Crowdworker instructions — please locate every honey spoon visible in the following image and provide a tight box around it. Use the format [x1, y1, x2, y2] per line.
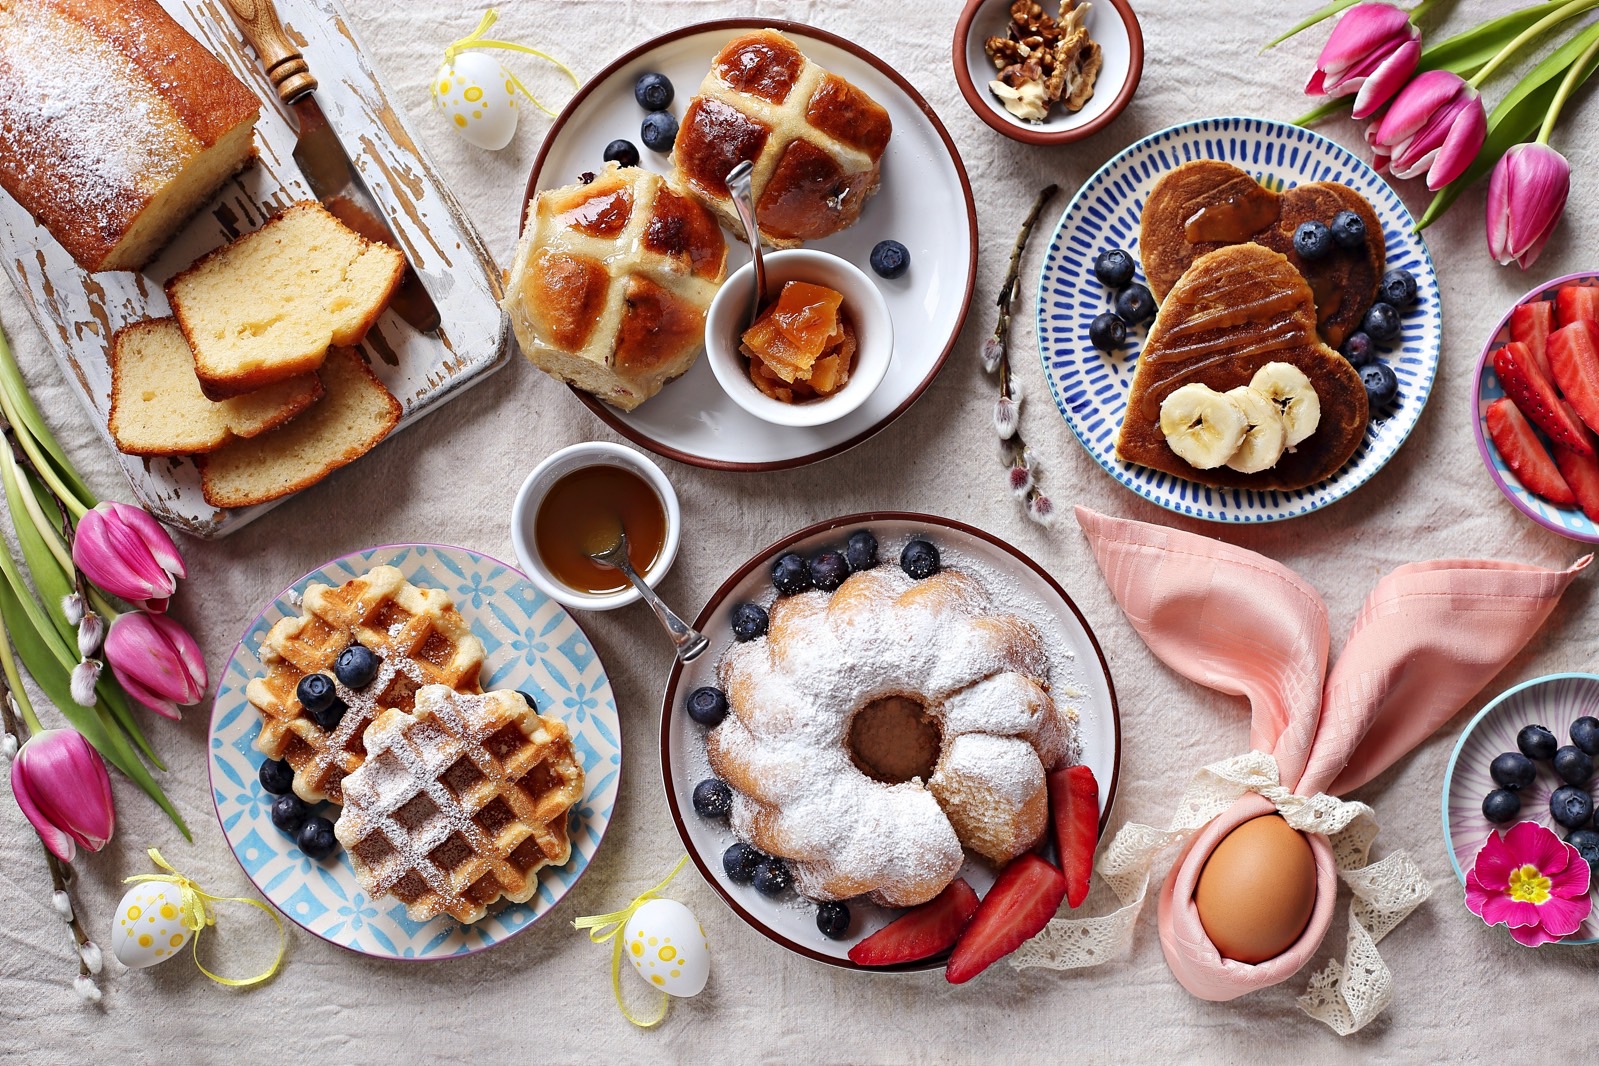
[587, 528, 709, 662]
[725, 160, 766, 329]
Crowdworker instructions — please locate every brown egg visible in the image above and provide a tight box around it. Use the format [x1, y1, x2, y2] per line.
[1193, 814, 1317, 964]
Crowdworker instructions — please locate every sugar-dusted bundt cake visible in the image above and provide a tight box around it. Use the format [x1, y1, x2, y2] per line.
[707, 556, 1079, 908]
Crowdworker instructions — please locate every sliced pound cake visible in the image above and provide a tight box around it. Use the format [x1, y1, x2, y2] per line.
[108, 319, 322, 456]
[167, 201, 404, 399]
[198, 347, 402, 508]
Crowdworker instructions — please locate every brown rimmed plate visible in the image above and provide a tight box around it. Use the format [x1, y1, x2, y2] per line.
[659, 512, 1120, 971]
[521, 20, 977, 471]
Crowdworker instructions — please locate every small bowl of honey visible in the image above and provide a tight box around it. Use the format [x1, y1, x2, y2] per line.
[510, 442, 681, 612]
[705, 249, 894, 428]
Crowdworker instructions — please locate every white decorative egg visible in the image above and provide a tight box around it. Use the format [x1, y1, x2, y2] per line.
[431, 51, 520, 151]
[111, 882, 190, 969]
[622, 898, 709, 997]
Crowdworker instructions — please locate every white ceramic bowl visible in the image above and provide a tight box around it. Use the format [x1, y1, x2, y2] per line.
[510, 442, 681, 612]
[704, 249, 894, 428]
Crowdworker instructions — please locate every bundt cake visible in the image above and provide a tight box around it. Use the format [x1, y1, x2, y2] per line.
[706, 557, 1079, 908]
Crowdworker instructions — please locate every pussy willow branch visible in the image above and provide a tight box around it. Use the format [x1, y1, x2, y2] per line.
[994, 184, 1060, 401]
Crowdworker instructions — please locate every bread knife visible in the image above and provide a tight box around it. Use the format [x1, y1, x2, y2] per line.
[221, 0, 441, 334]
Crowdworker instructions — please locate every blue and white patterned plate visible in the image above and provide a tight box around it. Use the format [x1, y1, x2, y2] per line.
[1036, 116, 1442, 522]
[207, 544, 620, 960]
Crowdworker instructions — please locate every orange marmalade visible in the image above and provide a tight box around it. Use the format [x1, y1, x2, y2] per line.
[739, 280, 857, 403]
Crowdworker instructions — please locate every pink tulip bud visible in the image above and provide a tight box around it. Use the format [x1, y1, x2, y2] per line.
[1486, 142, 1571, 270]
[1366, 70, 1487, 190]
[1306, 2, 1421, 119]
[72, 502, 186, 612]
[10, 728, 115, 863]
[103, 611, 207, 720]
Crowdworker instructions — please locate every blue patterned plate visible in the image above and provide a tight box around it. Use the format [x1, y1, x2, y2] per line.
[207, 544, 620, 960]
[1036, 116, 1442, 522]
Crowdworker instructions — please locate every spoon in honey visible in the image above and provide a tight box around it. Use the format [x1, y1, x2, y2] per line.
[586, 520, 709, 662]
[725, 160, 766, 329]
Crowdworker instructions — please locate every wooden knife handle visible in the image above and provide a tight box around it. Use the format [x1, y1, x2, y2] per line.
[221, 0, 317, 103]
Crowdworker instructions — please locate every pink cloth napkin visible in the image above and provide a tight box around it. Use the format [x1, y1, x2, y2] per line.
[1075, 506, 1589, 1003]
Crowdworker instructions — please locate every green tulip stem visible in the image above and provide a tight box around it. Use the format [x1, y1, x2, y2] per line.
[0, 386, 86, 522]
[1539, 31, 1599, 140]
[0, 613, 44, 736]
[1471, 0, 1599, 87]
[0, 441, 72, 577]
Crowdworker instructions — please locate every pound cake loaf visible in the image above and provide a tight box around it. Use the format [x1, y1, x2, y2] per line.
[0, 0, 261, 273]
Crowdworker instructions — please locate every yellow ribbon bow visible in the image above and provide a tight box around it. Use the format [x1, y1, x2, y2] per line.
[122, 849, 286, 988]
[572, 855, 691, 1029]
[442, 9, 578, 117]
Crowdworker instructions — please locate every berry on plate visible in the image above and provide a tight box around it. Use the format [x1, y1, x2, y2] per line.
[1048, 764, 1098, 908]
[1293, 220, 1332, 260]
[845, 529, 879, 572]
[1511, 300, 1555, 374]
[1551, 784, 1594, 828]
[1361, 302, 1401, 343]
[1093, 248, 1136, 289]
[258, 757, 295, 796]
[1330, 210, 1366, 249]
[685, 686, 729, 727]
[945, 853, 1067, 984]
[1557, 286, 1599, 328]
[1490, 751, 1536, 790]
[1341, 331, 1375, 367]
[1493, 341, 1595, 455]
[634, 71, 673, 111]
[308, 696, 347, 733]
[692, 778, 732, 819]
[751, 859, 792, 896]
[1115, 284, 1156, 325]
[334, 645, 380, 689]
[297, 815, 339, 860]
[1487, 399, 1577, 506]
[602, 139, 639, 167]
[817, 900, 851, 940]
[640, 111, 677, 152]
[847, 879, 979, 966]
[1379, 268, 1417, 308]
[1571, 716, 1599, 756]
[731, 602, 770, 641]
[1565, 828, 1599, 875]
[1481, 789, 1521, 823]
[270, 793, 309, 835]
[900, 540, 940, 580]
[1519, 723, 1560, 761]
[870, 240, 910, 279]
[1555, 745, 1594, 785]
[296, 672, 336, 714]
[771, 553, 812, 596]
[1548, 321, 1599, 436]
[1552, 444, 1599, 522]
[1090, 312, 1127, 352]
[1360, 362, 1398, 411]
[723, 842, 762, 884]
[808, 550, 851, 592]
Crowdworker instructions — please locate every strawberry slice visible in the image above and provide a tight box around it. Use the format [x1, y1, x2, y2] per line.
[945, 854, 1067, 984]
[1557, 286, 1599, 328]
[1554, 444, 1599, 522]
[1048, 764, 1099, 908]
[1494, 341, 1594, 455]
[1549, 321, 1599, 435]
[1510, 300, 1555, 379]
[1487, 398, 1577, 506]
[847, 879, 979, 967]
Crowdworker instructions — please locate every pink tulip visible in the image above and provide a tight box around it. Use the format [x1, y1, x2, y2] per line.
[1366, 70, 1487, 190]
[11, 729, 115, 863]
[1486, 142, 1571, 270]
[1305, 2, 1421, 119]
[103, 611, 207, 719]
[72, 502, 186, 612]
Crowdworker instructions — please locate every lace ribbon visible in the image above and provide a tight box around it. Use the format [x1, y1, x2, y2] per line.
[1010, 752, 1432, 1035]
[122, 848, 286, 988]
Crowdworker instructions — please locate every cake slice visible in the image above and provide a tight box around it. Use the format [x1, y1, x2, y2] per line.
[167, 201, 405, 399]
[108, 319, 322, 457]
[197, 347, 402, 508]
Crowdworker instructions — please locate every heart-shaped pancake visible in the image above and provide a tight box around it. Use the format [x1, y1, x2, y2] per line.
[1139, 160, 1384, 349]
[1115, 243, 1369, 491]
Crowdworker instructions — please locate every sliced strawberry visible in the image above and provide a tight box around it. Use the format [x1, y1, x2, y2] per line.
[945, 854, 1067, 984]
[1549, 321, 1599, 435]
[1487, 398, 1577, 506]
[1510, 300, 1555, 379]
[1048, 764, 1099, 908]
[1494, 341, 1594, 455]
[1557, 286, 1599, 328]
[1553, 444, 1599, 522]
[847, 879, 979, 966]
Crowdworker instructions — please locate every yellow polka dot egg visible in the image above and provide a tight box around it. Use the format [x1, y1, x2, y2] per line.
[623, 899, 709, 998]
[111, 882, 190, 969]
[432, 51, 520, 151]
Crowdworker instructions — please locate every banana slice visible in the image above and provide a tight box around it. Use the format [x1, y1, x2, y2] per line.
[1159, 383, 1248, 470]
[1249, 362, 1321, 447]
[1224, 386, 1288, 473]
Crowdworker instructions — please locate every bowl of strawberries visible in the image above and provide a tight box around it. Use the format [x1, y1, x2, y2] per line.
[1476, 273, 1599, 543]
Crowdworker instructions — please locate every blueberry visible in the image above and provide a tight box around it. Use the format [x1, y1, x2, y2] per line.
[1380, 268, 1418, 308]
[1573, 716, 1599, 756]
[1519, 724, 1559, 761]
[296, 672, 336, 714]
[1490, 751, 1536, 791]
[603, 139, 639, 167]
[809, 550, 850, 592]
[870, 240, 910, 280]
[685, 686, 729, 727]
[1566, 828, 1599, 874]
[640, 111, 677, 153]
[1330, 210, 1367, 250]
[816, 900, 851, 940]
[297, 815, 339, 860]
[308, 696, 347, 733]
[334, 645, 379, 689]
[1340, 331, 1375, 367]
[633, 71, 674, 112]
[723, 843, 762, 884]
[1556, 745, 1594, 785]
[1552, 785, 1594, 828]
[1089, 312, 1127, 352]
[1093, 248, 1136, 288]
[900, 539, 941, 580]
[258, 758, 295, 796]
[845, 530, 879, 572]
[1293, 220, 1333, 260]
[1362, 302, 1401, 343]
[270, 793, 309, 835]
[752, 859, 792, 897]
[693, 778, 732, 819]
[518, 690, 540, 711]
[1360, 361, 1398, 412]
[1115, 284, 1156, 325]
[771, 553, 812, 596]
[1481, 789, 1522, 824]
[731, 603, 769, 642]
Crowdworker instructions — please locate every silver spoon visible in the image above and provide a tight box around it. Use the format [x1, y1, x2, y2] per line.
[725, 160, 766, 329]
[587, 528, 708, 662]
